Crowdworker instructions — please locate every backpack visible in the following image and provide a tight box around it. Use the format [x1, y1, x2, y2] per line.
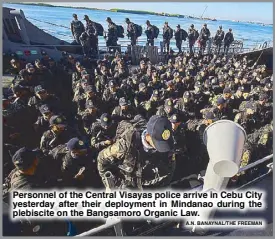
[94, 22, 104, 36]
[115, 115, 147, 141]
[135, 24, 143, 38]
[152, 25, 159, 38]
[180, 29, 188, 41]
[113, 115, 147, 189]
[194, 30, 199, 40]
[116, 25, 125, 38]
[168, 27, 174, 39]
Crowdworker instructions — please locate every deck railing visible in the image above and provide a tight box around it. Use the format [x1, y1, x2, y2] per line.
[74, 154, 273, 237]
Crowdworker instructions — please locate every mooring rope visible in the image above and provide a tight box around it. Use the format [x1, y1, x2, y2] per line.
[26, 16, 71, 29]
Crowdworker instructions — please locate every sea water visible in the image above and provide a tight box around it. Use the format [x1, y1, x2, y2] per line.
[3, 3, 273, 50]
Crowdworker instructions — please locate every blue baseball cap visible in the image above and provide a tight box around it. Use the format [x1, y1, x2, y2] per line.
[66, 138, 87, 151]
[146, 115, 174, 153]
[12, 147, 38, 170]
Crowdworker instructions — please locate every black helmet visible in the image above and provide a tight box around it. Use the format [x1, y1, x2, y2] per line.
[219, 25, 222, 29]
[125, 18, 130, 22]
[73, 14, 77, 18]
[146, 20, 150, 24]
[106, 17, 111, 22]
[190, 24, 194, 28]
[83, 15, 89, 20]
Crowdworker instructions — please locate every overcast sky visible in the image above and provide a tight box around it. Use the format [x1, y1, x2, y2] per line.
[41, 2, 273, 24]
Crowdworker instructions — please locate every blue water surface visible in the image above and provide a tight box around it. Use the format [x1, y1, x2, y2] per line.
[3, 3, 273, 50]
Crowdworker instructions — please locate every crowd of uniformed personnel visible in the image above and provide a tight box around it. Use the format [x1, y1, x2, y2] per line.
[3, 46, 273, 198]
[70, 14, 235, 55]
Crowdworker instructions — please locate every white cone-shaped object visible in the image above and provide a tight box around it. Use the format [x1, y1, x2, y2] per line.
[192, 120, 246, 234]
[203, 120, 246, 178]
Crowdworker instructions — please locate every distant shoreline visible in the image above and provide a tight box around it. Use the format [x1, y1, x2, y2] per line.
[5, 2, 272, 26]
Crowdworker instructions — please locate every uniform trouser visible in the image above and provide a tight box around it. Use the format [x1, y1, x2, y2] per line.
[106, 38, 118, 53]
[82, 43, 92, 56]
[216, 43, 222, 54]
[130, 36, 137, 46]
[176, 40, 182, 52]
[163, 39, 170, 53]
[224, 43, 230, 54]
[146, 38, 154, 46]
[73, 33, 82, 45]
[199, 40, 207, 54]
[189, 42, 194, 54]
[90, 36, 98, 55]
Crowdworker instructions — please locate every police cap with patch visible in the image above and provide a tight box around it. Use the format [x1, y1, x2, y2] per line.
[205, 111, 217, 121]
[139, 82, 146, 90]
[216, 97, 226, 105]
[152, 90, 159, 96]
[237, 86, 245, 92]
[67, 138, 87, 151]
[34, 85, 46, 94]
[109, 80, 116, 87]
[12, 147, 37, 170]
[147, 115, 174, 153]
[183, 91, 191, 99]
[85, 99, 96, 109]
[84, 85, 95, 93]
[49, 115, 67, 127]
[39, 104, 51, 114]
[223, 87, 231, 94]
[246, 102, 256, 111]
[165, 99, 173, 108]
[170, 114, 180, 123]
[119, 97, 129, 106]
[265, 82, 272, 89]
[100, 113, 111, 127]
[259, 93, 268, 101]
[26, 63, 34, 69]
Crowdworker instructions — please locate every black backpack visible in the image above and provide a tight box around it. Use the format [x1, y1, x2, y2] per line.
[135, 24, 143, 38]
[180, 29, 188, 41]
[94, 22, 104, 36]
[194, 30, 199, 40]
[152, 25, 159, 38]
[168, 27, 174, 39]
[116, 25, 125, 38]
[115, 115, 147, 141]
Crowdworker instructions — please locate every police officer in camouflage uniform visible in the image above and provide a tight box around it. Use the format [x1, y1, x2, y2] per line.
[50, 138, 98, 188]
[40, 115, 79, 155]
[111, 97, 136, 123]
[83, 15, 98, 55]
[105, 17, 118, 52]
[34, 104, 55, 139]
[79, 100, 100, 135]
[91, 113, 117, 152]
[125, 18, 137, 46]
[145, 20, 155, 46]
[6, 148, 47, 191]
[28, 85, 61, 113]
[71, 14, 85, 45]
[234, 102, 258, 134]
[97, 115, 175, 189]
[163, 22, 173, 53]
[214, 26, 224, 55]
